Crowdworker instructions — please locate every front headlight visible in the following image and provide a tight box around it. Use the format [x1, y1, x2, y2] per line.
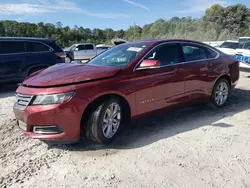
[31, 91, 75, 105]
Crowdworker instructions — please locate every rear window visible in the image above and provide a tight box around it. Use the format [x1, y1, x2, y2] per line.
[206, 48, 218, 58]
[220, 42, 239, 49]
[26, 42, 50, 52]
[182, 45, 207, 61]
[0, 41, 25, 54]
[48, 41, 63, 52]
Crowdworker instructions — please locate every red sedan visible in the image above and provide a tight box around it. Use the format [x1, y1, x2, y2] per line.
[13, 40, 239, 144]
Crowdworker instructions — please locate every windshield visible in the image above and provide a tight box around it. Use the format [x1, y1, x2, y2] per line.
[220, 42, 239, 49]
[88, 43, 148, 67]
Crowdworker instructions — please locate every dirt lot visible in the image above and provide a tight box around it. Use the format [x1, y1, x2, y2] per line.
[1, 73, 250, 188]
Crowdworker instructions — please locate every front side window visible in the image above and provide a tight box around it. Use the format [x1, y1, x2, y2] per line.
[88, 43, 148, 68]
[144, 44, 182, 66]
[26, 42, 50, 52]
[182, 45, 207, 62]
[0, 41, 25, 54]
[77, 45, 85, 50]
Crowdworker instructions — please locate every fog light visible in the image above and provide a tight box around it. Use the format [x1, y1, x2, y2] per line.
[33, 125, 63, 134]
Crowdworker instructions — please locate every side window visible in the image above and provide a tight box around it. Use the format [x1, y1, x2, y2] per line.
[144, 44, 182, 66]
[182, 45, 207, 62]
[206, 48, 218, 59]
[85, 44, 94, 50]
[0, 41, 25, 54]
[243, 42, 250, 49]
[77, 45, 85, 50]
[26, 42, 50, 52]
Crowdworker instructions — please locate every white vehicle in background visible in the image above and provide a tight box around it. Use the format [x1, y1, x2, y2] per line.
[64, 43, 109, 63]
[96, 44, 112, 51]
[203, 41, 224, 48]
[217, 39, 250, 72]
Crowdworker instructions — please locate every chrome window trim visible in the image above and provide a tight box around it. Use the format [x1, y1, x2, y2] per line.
[134, 41, 220, 72]
[0, 40, 54, 56]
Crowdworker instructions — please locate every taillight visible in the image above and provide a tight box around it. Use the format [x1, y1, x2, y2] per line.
[55, 52, 66, 58]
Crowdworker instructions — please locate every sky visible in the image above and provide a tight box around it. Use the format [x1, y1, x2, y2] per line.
[0, 0, 250, 30]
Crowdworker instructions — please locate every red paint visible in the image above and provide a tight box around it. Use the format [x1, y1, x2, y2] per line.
[139, 59, 160, 68]
[13, 39, 240, 143]
[23, 63, 121, 87]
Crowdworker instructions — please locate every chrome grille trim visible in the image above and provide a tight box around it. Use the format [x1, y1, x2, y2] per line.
[14, 93, 34, 110]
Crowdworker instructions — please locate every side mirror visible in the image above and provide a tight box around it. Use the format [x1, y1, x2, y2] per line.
[138, 59, 160, 69]
[74, 48, 79, 51]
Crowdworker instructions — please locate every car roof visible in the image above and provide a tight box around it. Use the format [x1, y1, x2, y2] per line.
[224, 40, 238, 43]
[76, 43, 94, 45]
[239, 37, 250, 39]
[0, 37, 55, 42]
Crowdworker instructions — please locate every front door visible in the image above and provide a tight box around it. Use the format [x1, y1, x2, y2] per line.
[133, 43, 186, 115]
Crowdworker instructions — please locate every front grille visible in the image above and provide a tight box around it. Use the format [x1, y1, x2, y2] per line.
[14, 94, 33, 110]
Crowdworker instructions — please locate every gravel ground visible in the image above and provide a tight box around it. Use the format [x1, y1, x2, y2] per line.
[1, 73, 250, 188]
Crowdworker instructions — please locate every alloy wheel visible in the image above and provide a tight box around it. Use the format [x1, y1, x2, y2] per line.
[102, 102, 121, 138]
[214, 81, 229, 106]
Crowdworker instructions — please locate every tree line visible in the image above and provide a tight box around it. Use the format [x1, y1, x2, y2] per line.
[0, 4, 249, 48]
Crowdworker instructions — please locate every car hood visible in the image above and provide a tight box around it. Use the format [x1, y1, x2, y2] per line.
[23, 63, 121, 87]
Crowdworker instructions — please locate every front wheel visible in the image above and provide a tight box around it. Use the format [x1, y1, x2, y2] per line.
[85, 98, 122, 144]
[211, 78, 230, 108]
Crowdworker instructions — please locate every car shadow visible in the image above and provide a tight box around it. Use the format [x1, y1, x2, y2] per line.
[0, 84, 18, 99]
[50, 88, 250, 152]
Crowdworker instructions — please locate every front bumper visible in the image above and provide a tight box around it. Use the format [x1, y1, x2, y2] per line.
[13, 92, 89, 143]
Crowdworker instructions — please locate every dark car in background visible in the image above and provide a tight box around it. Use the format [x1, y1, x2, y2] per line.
[0, 37, 66, 84]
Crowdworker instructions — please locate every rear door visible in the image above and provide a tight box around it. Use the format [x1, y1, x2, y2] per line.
[134, 43, 186, 115]
[0, 41, 26, 82]
[179, 43, 219, 101]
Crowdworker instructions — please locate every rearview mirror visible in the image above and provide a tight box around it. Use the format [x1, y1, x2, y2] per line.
[74, 48, 79, 51]
[138, 59, 160, 69]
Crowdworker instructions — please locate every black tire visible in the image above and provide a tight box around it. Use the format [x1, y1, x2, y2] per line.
[211, 78, 230, 108]
[85, 97, 123, 144]
[65, 56, 72, 63]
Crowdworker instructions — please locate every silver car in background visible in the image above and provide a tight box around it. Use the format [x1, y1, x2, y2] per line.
[64, 43, 108, 63]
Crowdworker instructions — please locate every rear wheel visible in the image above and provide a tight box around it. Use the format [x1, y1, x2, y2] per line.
[85, 97, 123, 144]
[211, 78, 230, 108]
[65, 56, 72, 63]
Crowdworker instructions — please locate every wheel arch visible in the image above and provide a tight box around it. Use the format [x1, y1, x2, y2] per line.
[80, 93, 131, 134]
[215, 74, 232, 88]
[22, 64, 50, 77]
